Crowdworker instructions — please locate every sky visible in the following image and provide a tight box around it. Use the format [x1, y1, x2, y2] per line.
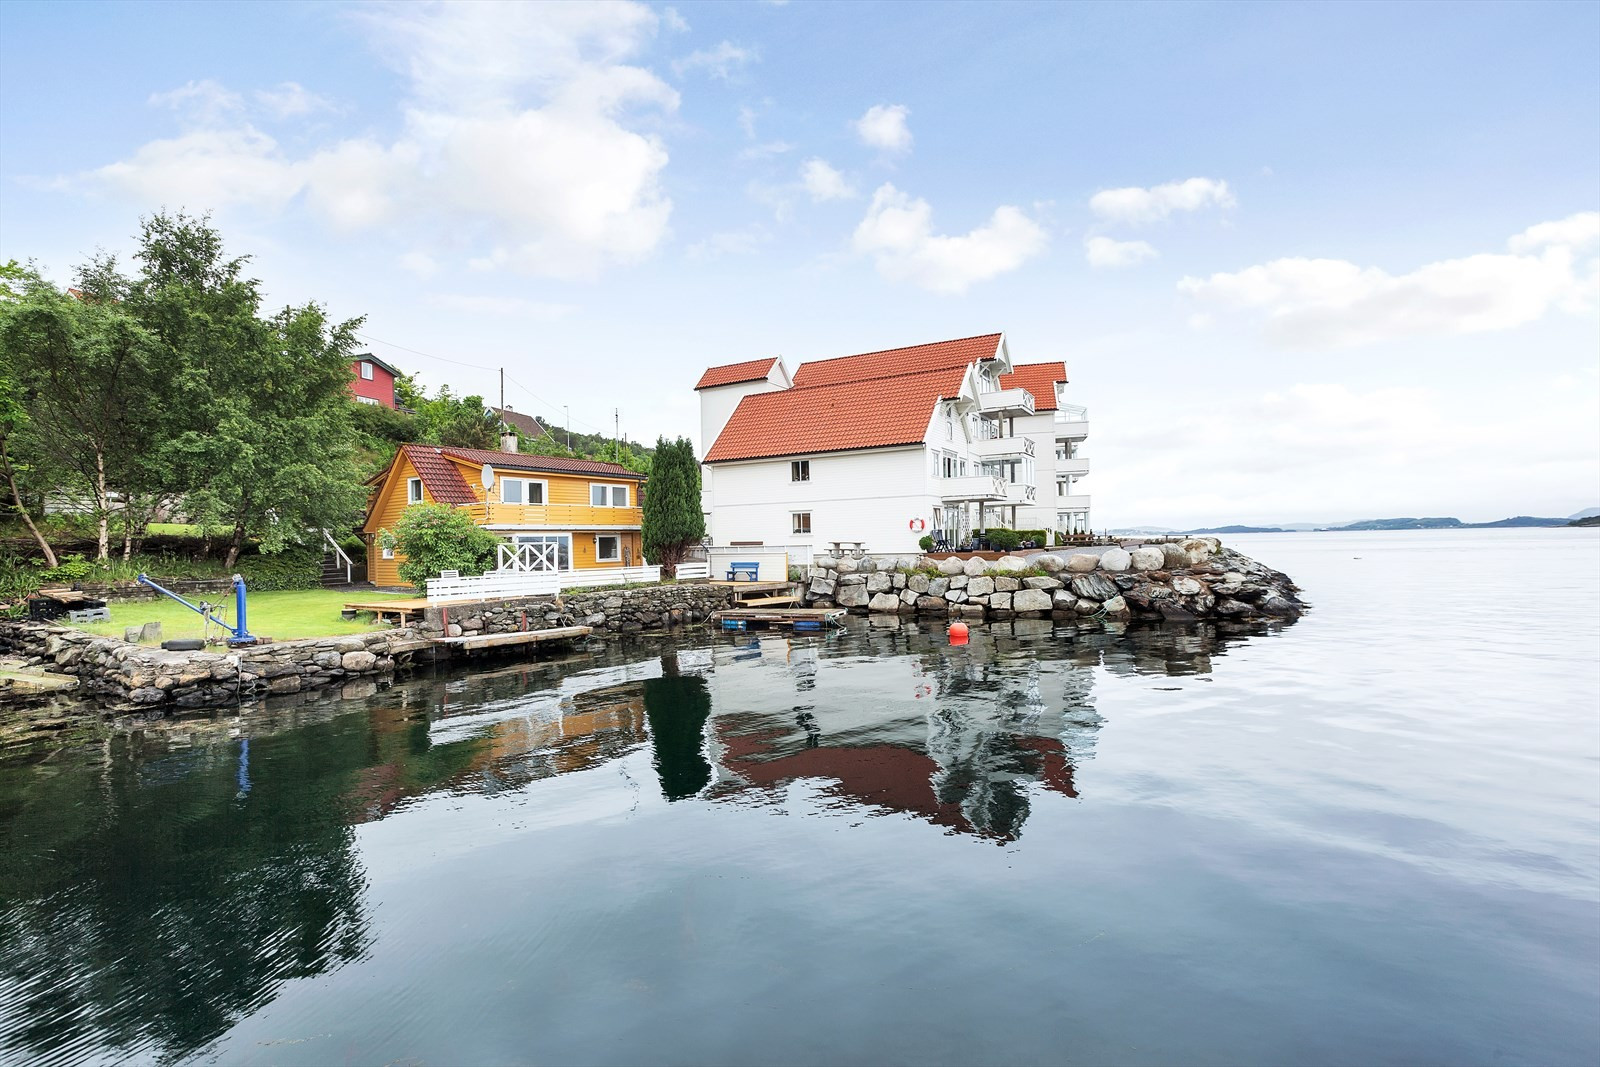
[1, 0, 1596, 528]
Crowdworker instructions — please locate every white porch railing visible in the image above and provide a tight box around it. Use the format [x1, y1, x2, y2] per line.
[321, 528, 354, 583]
[426, 564, 662, 602]
[675, 561, 710, 580]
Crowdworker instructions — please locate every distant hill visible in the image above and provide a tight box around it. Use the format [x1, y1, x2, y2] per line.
[1569, 507, 1600, 520]
[1321, 516, 1570, 531]
[1127, 513, 1587, 534]
[1186, 525, 1287, 534]
[1570, 515, 1600, 528]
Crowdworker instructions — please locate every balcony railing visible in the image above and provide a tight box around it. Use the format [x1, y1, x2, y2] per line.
[940, 475, 1009, 502]
[1055, 456, 1090, 476]
[1054, 408, 1090, 439]
[1005, 482, 1036, 503]
[1054, 494, 1092, 511]
[462, 501, 643, 527]
[971, 435, 1036, 460]
[977, 387, 1036, 417]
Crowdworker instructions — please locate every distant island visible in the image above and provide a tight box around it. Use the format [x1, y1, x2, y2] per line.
[1114, 508, 1599, 536]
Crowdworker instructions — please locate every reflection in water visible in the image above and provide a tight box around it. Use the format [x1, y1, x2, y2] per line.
[0, 621, 1259, 1065]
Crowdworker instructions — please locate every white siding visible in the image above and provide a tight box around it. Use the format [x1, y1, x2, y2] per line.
[706, 447, 937, 556]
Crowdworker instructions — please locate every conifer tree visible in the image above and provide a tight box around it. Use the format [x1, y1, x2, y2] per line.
[641, 437, 704, 575]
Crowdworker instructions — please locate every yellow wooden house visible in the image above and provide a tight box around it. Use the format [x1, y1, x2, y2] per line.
[363, 444, 647, 588]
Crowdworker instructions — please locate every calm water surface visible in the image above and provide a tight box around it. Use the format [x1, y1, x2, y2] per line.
[1, 529, 1596, 1066]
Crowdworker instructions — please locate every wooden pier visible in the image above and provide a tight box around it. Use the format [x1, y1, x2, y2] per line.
[713, 608, 845, 632]
[430, 625, 593, 651]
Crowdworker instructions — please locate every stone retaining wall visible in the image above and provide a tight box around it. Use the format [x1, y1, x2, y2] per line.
[805, 538, 1304, 624]
[414, 583, 731, 639]
[0, 623, 422, 709]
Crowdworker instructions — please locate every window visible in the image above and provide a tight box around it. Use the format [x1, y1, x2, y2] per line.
[500, 478, 546, 505]
[407, 477, 424, 504]
[595, 534, 621, 562]
[515, 534, 570, 571]
[356, 395, 379, 405]
[791, 512, 811, 536]
[791, 460, 810, 482]
[381, 546, 395, 560]
[590, 483, 629, 507]
[360, 361, 375, 380]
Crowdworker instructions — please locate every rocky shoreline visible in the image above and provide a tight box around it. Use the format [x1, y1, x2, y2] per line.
[804, 538, 1305, 624]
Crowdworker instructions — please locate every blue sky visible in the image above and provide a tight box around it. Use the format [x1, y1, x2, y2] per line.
[2, 0, 1596, 526]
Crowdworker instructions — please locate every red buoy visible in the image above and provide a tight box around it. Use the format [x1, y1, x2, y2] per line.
[948, 620, 969, 645]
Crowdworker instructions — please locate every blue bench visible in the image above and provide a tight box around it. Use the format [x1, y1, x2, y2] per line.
[727, 561, 760, 582]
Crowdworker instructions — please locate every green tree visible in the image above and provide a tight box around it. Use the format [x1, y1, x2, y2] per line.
[641, 437, 703, 574]
[405, 384, 498, 449]
[127, 212, 368, 567]
[380, 502, 500, 591]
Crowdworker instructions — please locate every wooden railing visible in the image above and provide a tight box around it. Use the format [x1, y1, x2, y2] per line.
[461, 501, 643, 527]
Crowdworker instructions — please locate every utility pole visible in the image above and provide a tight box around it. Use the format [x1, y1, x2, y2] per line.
[564, 405, 570, 451]
[614, 408, 620, 462]
[499, 367, 504, 415]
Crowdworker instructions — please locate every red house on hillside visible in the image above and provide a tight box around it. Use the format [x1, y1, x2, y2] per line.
[349, 352, 402, 408]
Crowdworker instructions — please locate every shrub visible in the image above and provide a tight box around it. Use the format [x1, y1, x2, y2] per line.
[40, 554, 94, 582]
[237, 547, 322, 591]
[918, 534, 934, 552]
[383, 503, 499, 592]
[986, 528, 1022, 552]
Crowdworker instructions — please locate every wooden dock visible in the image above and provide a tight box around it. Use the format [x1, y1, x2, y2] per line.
[430, 625, 593, 651]
[345, 597, 430, 623]
[713, 608, 845, 632]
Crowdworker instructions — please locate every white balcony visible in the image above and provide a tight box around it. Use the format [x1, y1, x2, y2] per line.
[1055, 456, 1090, 476]
[1055, 494, 1092, 512]
[1054, 417, 1090, 440]
[941, 475, 1009, 502]
[1005, 482, 1037, 504]
[971, 434, 1035, 460]
[978, 387, 1035, 417]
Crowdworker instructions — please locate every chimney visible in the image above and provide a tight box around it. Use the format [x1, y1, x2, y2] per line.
[500, 431, 519, 453]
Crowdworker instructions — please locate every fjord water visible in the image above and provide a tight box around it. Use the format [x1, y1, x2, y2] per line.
[1, 530, 1596, 1066]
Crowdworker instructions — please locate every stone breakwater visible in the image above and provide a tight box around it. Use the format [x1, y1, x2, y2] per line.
[0, 583, 734, 712]
[805, 538, 1304, 623]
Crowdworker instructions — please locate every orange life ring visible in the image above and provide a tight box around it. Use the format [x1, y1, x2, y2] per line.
[909, 518, 926, 531]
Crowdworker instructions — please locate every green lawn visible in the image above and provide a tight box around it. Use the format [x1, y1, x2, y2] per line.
[76, 589, 411, 644]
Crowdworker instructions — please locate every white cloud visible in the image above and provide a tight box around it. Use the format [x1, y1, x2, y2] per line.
[852, 183, 1047, 294]
[400, 251, 439, 277]
[84, 2, 678, 279]
[800, 158, 854, 202]
[254, 82, 335, 119]
[738, 140, 795, 161]
[686, 225, 771, 261]
[1179, 214, 1600, 348]
[426, 294, 575, 319]
[1089, 177, 1234, 225]
[673, 41, 757, 80]
[1084, 235, 1157, 269]
[854, 103, 912, 154]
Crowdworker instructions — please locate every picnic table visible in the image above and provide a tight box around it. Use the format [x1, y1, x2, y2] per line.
[828, 541, 867, 558]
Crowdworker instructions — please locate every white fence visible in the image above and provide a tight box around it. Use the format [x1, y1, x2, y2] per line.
[425, 565, 662, 603]
[674, 561, 710, 580]
[706, 547, 793, 583]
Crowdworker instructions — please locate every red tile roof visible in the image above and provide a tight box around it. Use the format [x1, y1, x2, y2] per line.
[790, 333, 1002, 389]
[704, 366, 967, 463]
[437, 446, 646, 480]
[999, 362, 1067, 412]
[400, 445, 478, 504]
[695, 357, 780, 390]
[490, 407, 545, 440]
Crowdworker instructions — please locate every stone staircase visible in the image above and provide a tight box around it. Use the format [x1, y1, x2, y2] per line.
[318, 551, 366, 587]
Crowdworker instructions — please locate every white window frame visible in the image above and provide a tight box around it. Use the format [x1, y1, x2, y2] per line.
[356, 395, 379, 406]
[406, 477, 424, 504]
[590, 482, 630, 508]
[360, 361, 375, 380]
[381, 547, 395, 560]
[792, 511, 812, 536]
[594, 534, 622, 563]
[499, 477, 547, 506]
[791, 459, 810, 482]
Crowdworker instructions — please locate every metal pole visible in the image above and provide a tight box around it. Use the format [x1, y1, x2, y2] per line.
[499, 367, 504, 416]
[232, 574, 248, 642]
[564, 406, 570, 450]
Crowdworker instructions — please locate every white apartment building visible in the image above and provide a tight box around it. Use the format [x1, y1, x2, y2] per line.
[695, 333, 1091, 556]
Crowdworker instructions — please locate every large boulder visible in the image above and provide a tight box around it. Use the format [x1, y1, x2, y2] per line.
[1178, 537, 1219, 567]
[989, 592, 1012, 611]
[1012, 588, 1053, 614]
[938, 557, 966, 576]
[907, 574, 931, 594]
[836, 584, 869, 607]
[815, 556, 840, 571]
[1161, 543, 1189, 570]
[900, 589, 920, 606]
[855, 557, 878, 574]
[1023, 576, 1062, 590]
[996, 555, 1031, 573]
[834, 557, 858, 574]
[1069, 573, 1120, 601]
[1074, 598, 1101, 616]
[865, 572, 892, 593]
[963, 556, 990, 577]
[1051, 590, 1075, 610]
[916, 596, 949, 614]
[1065, 553, 1098, 573]
[945, 589, 969, 604]
[967, 577, 995, 597]
[1129, 547, 1165, 572]
[949, 575, 969, 589]
[1171, 576, 1204, 596]
[809, 577, 836, 597]
[1034, 554, 1065, 573]
[928, 577, 950, 597]
[1101, 595, 1129, 617]
[867, 592, 902, 613]
[994, 576, 1021, 592]
[1099, 547, 1132, 572]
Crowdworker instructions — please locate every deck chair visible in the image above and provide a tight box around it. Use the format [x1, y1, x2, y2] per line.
[929, 528, 952, 552]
